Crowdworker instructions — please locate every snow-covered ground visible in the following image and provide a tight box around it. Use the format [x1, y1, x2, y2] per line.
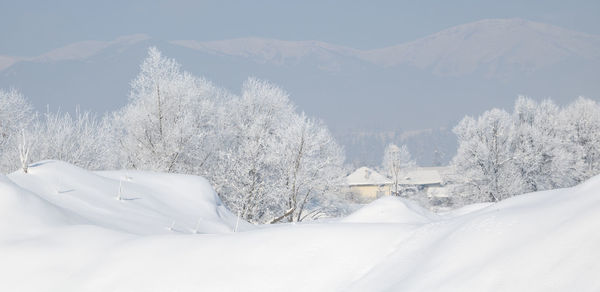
[1, 160, 598, 291]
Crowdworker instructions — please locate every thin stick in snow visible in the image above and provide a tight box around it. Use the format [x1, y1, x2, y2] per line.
[234, 211, 241, 232]
[117, 175, 132, 200]
[193, 218, 203, 234]
[117, 179, 123, 200]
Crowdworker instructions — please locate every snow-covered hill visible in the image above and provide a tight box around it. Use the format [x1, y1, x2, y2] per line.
[1, 160, 599, 291]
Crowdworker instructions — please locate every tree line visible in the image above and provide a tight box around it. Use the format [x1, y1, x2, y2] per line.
[451, 96, 600, 205]
[0, 47, 348, 224]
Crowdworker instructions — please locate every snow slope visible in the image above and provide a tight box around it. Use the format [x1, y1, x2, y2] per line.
[1, 160, 599, 291]
[347, 180, 600, 291]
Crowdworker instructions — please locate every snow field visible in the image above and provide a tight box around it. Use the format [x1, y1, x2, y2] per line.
[1, 160, 599, 291]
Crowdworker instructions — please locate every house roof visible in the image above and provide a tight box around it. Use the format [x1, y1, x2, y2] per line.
[397, 167, 449, 186]
[346, 167, 392, 186]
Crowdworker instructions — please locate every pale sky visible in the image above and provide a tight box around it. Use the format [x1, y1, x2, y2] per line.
[2, 0, 599, 55]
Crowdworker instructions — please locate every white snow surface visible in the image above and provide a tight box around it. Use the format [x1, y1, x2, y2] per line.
[1, 160, 599, 291]
[341, 196, 436, 224]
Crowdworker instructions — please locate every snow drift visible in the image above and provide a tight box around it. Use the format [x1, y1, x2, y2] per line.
[6, 160, 243, 235]
[1, 160, 599, 291]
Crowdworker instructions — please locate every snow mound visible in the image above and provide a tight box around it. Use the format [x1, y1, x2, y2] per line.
[7, 160, 245, 235]
[342, 196, 436, 224]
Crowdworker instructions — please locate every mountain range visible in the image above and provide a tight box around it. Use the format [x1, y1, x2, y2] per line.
[1, 18, 599, 166]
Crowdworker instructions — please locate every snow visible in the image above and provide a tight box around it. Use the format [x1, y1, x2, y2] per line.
[1, 160, 599, 291]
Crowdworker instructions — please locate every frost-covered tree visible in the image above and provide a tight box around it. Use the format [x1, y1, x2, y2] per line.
[115, 47, 221, 173]
[0, 89, 119, 172]
[451, 96, 600, 205]
[270, 114, 346, 223]
[212, 78, 347, 224]
[212, 78, 296, 223]
[511, 97, 578, 193]
[0, 89, 35, 173]
[112, 50, 348, 223]
[559, 97, 600, 180]
[28, 109, 115, 170]
[382, 144, 415, 196]
[452, 108, 521, 203]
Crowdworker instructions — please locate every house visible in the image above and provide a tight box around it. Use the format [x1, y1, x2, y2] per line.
[346, 166, 453, 202]
[397, 167, 446, 189]
[396, 166, 452, 198]
[346, 167, 392, 200]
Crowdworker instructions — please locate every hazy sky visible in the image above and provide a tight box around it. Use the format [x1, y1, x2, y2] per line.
[2, 0, 599, 56]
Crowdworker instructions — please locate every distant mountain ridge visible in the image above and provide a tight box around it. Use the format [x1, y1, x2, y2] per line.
[172, 38, 359, 63]
[3, 19, 599, 76]
[0, 34, 151, 71]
